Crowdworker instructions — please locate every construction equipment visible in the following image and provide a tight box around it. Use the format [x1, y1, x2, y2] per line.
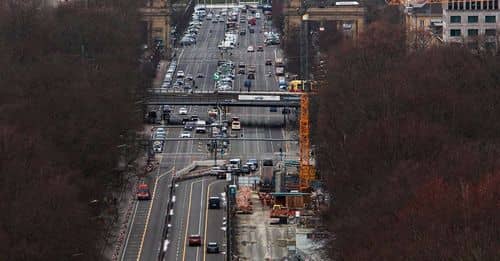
[270, 204, 292, 218]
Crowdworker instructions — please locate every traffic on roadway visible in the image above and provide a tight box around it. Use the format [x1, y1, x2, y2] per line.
[121, 4, 295, 261]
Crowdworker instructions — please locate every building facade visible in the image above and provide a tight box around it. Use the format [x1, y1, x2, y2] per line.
[443, 0, 499, 46]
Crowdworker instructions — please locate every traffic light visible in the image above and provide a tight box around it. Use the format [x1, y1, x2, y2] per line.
[229, 185, 237, 196]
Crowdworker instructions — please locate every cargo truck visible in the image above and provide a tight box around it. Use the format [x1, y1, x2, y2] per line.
[260, 159, 274, 192]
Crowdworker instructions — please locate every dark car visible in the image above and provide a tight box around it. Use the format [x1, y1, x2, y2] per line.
[247, 73, 255, 80]
[239, 30, 246, 35]
[184, 122, 194, 131]
[249, 28, 254, 33]
[257, 45, 264, 52]
[206, 242, 220, 253]
[240, 164, 250, 174]
[208, 197, 221, 209]
[265, 59, 272, 66]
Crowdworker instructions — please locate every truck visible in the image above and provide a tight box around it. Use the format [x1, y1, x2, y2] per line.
[275, 66, 284, 76]
[260, 159, 274, 192]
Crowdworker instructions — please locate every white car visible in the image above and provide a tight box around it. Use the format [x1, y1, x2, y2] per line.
[247, 45, 254, 52]
[180, 131, 191, 138]
[176, 70, 185, 78]
[155, 128, 166, 135]
[179, 107, 188, 115]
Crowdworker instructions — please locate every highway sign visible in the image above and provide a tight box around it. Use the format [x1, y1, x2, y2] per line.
[238, 95, 280, 101]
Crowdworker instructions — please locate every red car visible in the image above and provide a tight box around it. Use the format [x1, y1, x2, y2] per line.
[136, 183, 151, 200]
[188, 235, 202, 246]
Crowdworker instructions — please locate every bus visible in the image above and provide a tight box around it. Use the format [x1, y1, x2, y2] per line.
[288, 80, 305, 92]
[288, 80, 316, 92]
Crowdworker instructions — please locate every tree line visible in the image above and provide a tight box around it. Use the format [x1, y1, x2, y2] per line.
[0, 0, 144, 259]
[316, 18, 500, 260]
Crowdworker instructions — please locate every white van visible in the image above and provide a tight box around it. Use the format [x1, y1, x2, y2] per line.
[195, 120, 206, 133]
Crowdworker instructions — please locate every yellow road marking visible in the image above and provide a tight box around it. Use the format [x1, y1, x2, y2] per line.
[135, 160, 173, 261]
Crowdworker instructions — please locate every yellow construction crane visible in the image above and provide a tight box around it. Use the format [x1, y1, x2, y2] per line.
[299, 94, 314, 191]
[298, 82, 316, 192]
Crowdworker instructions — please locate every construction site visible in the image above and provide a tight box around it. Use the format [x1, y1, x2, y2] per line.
[231, 87, 329, 260]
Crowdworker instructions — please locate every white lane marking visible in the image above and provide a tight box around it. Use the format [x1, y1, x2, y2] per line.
[120, 201, 139, 261]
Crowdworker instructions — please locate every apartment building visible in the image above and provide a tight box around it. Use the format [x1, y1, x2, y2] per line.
[443, 0, 499, 47]
[405, 4, 443, 39]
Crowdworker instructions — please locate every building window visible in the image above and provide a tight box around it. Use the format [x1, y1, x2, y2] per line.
[468, 16, 479, 23]
[485, 29, 497, 36]
[450, 29, 461, 37]
[485, 16, 496, 23]
[468, 29, 479, 36]
[450, 16, 461, 23]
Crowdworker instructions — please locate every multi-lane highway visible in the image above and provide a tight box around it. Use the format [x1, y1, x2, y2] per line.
[121, 6, 294, 261]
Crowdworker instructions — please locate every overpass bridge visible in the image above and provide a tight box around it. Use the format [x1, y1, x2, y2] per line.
[146, 90, 302, 107]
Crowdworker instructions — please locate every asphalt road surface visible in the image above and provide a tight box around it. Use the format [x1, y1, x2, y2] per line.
[122, 7, 293, 261]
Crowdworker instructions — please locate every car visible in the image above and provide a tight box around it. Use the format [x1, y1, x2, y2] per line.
[180, 131, 192, 138]
[208, 197, 221, 209]
[246, 161, 257, 171]
[154, 133, 166, 140]
[136, 183, 151, 200]
[255, 12, 261, 19]
[188, 235, 202, 246]
[241, 164, 251, 174]
[184, 122, 194, 130]
[265, 59, 272, 66]
[179, 107, 188, 115]
[153, 141, 164, 153]
[209, 166, 226, 176]
[190, 115, 199, 121]
[197, 73, 205, 78]
[247, 46, 254, 52]
[176, 79, 184, 86]
[176, 70, 185, 78]
[249, 28, 255, 33]
[186, 74, 193, 81]
[257, 45, 264, 52]
[239, 30, 246, 35]
[161, 82, 170, 88]
[206, 242, 220, 253]
[247, 73, 255, 80]
[155, 127, 166, 135]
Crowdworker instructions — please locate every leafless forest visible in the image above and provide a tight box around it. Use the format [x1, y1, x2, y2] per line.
[316, 20, 500, 260]
[0, 0, 144, 259]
